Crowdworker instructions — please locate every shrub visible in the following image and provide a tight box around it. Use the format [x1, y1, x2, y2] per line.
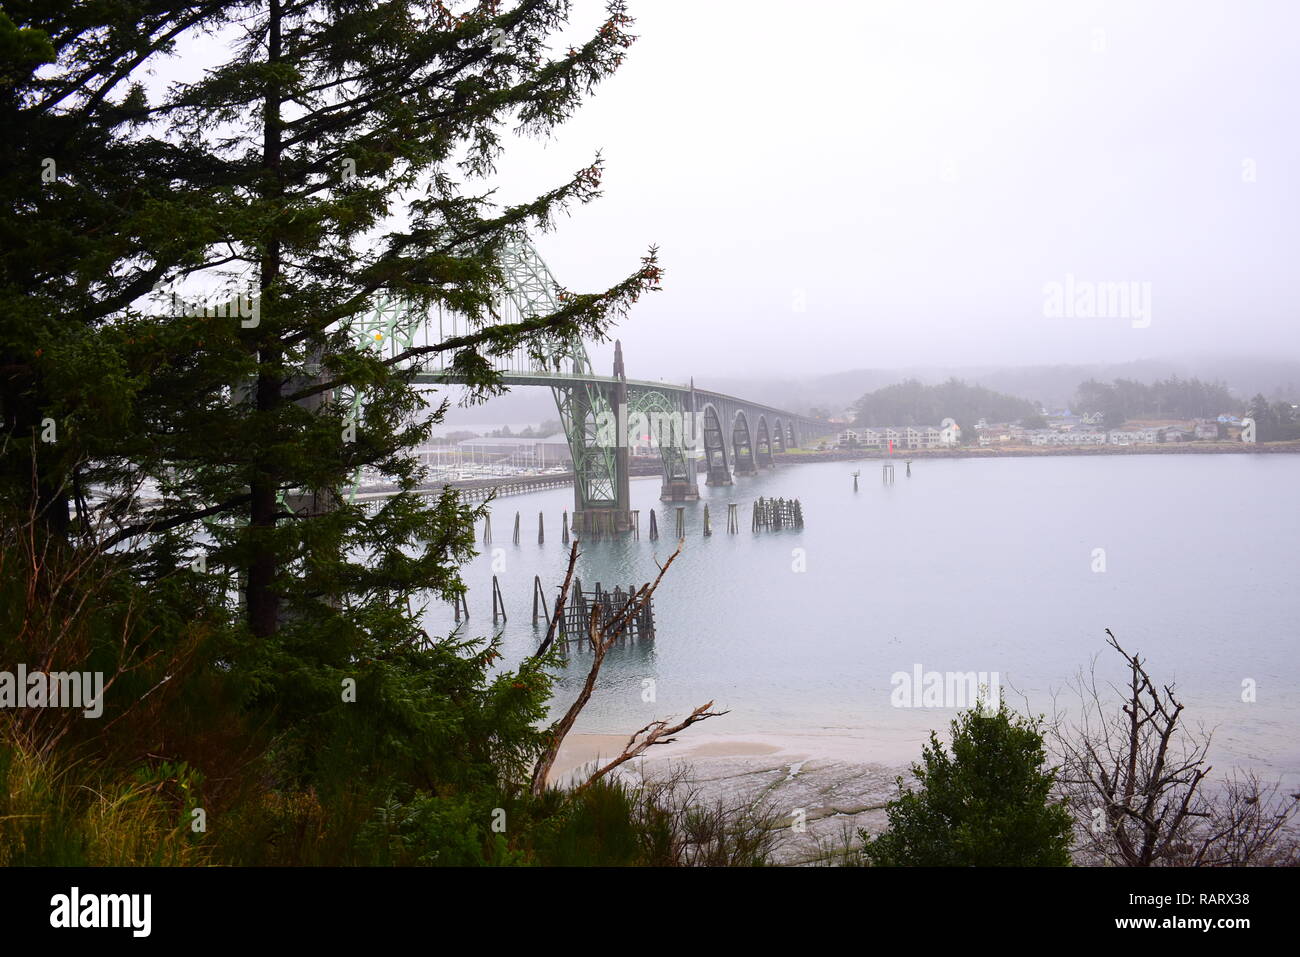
[863, 702, 1073, 866]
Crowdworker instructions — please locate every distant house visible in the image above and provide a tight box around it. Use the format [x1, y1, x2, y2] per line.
[1163, 427, 1194, 442]
[836, 429, 859, 447]
[851, 424, 955, 450]
[1194, 420, 1220, 440]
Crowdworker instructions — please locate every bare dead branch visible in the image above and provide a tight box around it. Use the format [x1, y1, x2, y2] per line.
[577, 700, 730, 790]
[529, 542, 684, 796]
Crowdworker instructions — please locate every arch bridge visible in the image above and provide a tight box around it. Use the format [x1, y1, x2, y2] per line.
[345, 235, 827, 534]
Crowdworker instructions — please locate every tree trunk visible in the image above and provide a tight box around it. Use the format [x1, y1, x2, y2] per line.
[247, 0, 284, 639]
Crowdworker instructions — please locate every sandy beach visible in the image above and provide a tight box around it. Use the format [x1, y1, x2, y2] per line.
[550, 730, 911, 864]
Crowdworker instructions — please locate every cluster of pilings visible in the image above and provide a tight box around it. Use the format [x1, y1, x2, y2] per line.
[751, 496, 804, 531]
[456, 574, 657, 645]
[483, 501, 807, 545]
[556, 579, 656, 647]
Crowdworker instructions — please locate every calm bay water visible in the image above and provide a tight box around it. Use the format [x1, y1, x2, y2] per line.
[420, 454, 1300, 786]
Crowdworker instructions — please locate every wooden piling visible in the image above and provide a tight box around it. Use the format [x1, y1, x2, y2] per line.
[752, 496, 805, 530]
[727, 502, 738, 533]
[532, 575, 549, 626]
[703, 504, 712, 536]
[491, 575, 506, 626]
[561, 510, 570, 544]
[538, 511, 545, 544]
[675, 506, 685, 541]
[483, 514, 492, 544]
[513, 511, 520, 545]
[649, 508, 659, 541]
[556, 577, 657, 644]
[631, 509, 640, 540]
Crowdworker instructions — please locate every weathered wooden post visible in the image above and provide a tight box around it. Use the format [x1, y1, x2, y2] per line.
[513, 511, 520, 545]
[631, 509, 640, 540]
[703, 504, 712, 536]
[492, 575, 506, 625]
[852, 470, 860, 492]
[727, 502, 739, 533]
[532, 575, 549, 626]
[483, 514, 492, 543]
[905, 460, 912, 477]
[561, 510, 570, 544]
[649, 508, 659, 541]
[675, 506, 685, 540]
[538, 511, 545, 544]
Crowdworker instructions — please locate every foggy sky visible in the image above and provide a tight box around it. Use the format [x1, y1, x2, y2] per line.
[490, 0, 1300, 381]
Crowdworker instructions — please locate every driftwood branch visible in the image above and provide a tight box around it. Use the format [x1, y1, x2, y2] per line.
[577, 700, 730, 791]
[529, 542, 684, 796]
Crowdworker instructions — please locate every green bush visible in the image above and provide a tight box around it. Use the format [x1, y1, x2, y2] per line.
[863, 702, 1073, 866]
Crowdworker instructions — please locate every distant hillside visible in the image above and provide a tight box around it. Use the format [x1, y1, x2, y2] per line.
[424, 357, 1300, 429]
[852, 380, 1035, 439]
[702, 357, 1300, 417]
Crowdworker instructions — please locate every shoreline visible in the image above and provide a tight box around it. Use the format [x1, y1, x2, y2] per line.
[549, 728, 915, 784]
[775, 440, 1300, 465]
[550, 730, 910, 863]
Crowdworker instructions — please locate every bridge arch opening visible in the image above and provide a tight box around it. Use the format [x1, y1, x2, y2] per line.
[701, 403, 732, 486]
[755, 415, 773, 467]
[732, 410, 756, 475]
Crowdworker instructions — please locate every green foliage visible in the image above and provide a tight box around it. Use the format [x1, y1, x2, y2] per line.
[1074, 375, 1238, 423]
[0, 1, 672, 867]
[853, 378, 1036, 439]
[863, 703, 1073, 866]
[1246, 393, 1300, 441]
[1020, 413, 1048, 430]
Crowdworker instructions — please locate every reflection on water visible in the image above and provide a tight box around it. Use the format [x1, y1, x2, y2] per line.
[420, 454, 1300, 787]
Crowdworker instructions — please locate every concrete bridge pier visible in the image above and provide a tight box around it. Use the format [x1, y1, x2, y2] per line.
[660, 380, 700, 501]
[661, 473, 700, 502]
[570, 341, 632, 535]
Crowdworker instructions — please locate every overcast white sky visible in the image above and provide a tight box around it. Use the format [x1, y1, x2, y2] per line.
[486, 0, 1300, 380]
